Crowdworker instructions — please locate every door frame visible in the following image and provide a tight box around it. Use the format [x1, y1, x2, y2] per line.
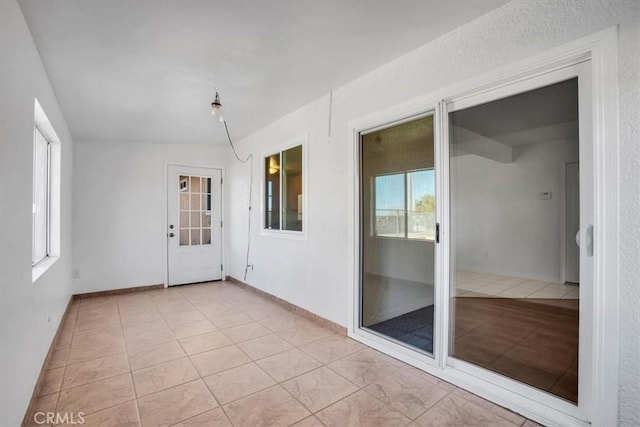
[346, 26, 619, 427]
[561, 161, 580, 284]
[164, 162, 226, 288]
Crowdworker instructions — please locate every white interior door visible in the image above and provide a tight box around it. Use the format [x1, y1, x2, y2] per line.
[167, 165, 222, 286]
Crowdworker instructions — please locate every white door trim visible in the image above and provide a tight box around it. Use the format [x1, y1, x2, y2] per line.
[346, 26, 619, 427]
[164, 162, 226, 288]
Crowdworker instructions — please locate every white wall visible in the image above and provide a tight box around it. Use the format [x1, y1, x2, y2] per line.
[453, 139, 578, 282]
[73, 141, 227, 293]
[225, 1, 639, 424]
[0, 2, 75, 425]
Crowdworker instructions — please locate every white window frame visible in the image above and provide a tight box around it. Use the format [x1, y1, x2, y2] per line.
[261, 135, 308, 241]
[32, 99, 61, 282]
[32, 125, 51, 265]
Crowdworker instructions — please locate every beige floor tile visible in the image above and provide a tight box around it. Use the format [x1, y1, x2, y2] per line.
[71, 400, 139, 427]
[451, 388, 525, 425]
[291, 416, 325, 427]
[414, 395, 517, 427]
[48, 347, 70, 369]
[277, 323, 335, 346]
[317, 390, 411, 427]
[327, 348, 404, 386]
[260, 314, 314, 333]
[282, 367, 358, 412]
[222, 385, 310, 427]
[179, 330, 232, 355]
[62, 353, 129, 390]
[54, 332, 73, 350]
[68, 327, 126, 365]
[204, 362, 275, 404]
[244, 305, 289, 322]
[124, 327, 175, 351]
[522, 420, 544, 427]
[222, 322, 272, 343]
[170, 319, 217, 339]
[171, 408, 232, 426]
[120, 311, 166, 330]
[56, 373, 135, 416]
[161, 310, 206, 326]
[399, 365, 456, 393]
[74, 312, 121, 332]
[137, 379, 218, 427]
[38, 367, 64, 396]
[209, 312, 254, 329]
[256, 348, 322, 382]
[24, 393, 57, 427]
[132, 357, 199, 397]
[365, 369, 450, 419]
[299, 335, 365, 364]
[237, 334, 293, 360]
[190, 345, 252, 377]
[128, 340, 186, 371]
[199, 304, 239, 319]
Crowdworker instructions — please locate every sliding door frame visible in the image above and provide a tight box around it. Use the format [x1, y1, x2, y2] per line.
[443, 61, 592, 423]
[346, 26, 619, 427]
[348, 106, 443, 372]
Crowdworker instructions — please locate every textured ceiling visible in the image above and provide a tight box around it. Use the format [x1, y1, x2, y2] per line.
[19, 0, 508, 145]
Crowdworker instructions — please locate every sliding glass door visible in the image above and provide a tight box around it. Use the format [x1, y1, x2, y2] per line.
[446, 62, 592, 414]
[359, 114, 437, 355]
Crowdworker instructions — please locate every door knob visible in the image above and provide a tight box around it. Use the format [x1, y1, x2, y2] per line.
[168, 232, 175, 238]
[169, 224, 174, 229]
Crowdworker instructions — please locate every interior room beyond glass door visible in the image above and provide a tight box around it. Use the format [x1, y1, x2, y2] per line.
[360, 114, 436, 354]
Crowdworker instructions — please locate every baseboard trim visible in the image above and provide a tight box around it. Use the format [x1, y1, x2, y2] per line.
[73, 283, 164, 299]
[226, 276, 347, 335]
[22, 295, 75, 427]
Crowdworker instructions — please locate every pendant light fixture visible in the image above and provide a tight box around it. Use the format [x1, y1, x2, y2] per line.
[210, 90, 223, 122]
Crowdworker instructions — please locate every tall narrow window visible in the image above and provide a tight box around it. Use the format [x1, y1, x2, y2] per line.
[264, 144, 303, 232]
[33, 126, 50, 265]
[32, 99, 62, 281]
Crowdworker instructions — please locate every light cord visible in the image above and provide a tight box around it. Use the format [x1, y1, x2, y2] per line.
[221, 119, 253, 281]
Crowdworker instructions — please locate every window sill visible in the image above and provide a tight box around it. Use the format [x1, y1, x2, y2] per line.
[261, 229, 308, 241]
[32, 256, 59, 283]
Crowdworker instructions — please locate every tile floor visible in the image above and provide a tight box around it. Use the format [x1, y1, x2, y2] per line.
[455, 271, 579, 299]
[26, 281, 540, 427]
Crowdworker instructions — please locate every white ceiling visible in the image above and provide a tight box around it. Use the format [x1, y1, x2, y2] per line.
[19, 0, 508, 145]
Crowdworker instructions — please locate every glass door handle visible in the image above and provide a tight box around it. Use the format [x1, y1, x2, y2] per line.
[585, 224, 593, 257]
[575, 230, 580, 247]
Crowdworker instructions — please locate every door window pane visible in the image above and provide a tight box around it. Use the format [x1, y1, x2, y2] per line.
[178, 174, 213, 247]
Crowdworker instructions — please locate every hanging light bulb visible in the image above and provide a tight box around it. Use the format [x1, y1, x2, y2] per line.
[210, 91, 224, 122]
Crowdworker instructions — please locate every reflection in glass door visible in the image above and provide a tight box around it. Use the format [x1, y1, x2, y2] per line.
[360, 114, 436, 354]
[448, 78, 581, 403]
